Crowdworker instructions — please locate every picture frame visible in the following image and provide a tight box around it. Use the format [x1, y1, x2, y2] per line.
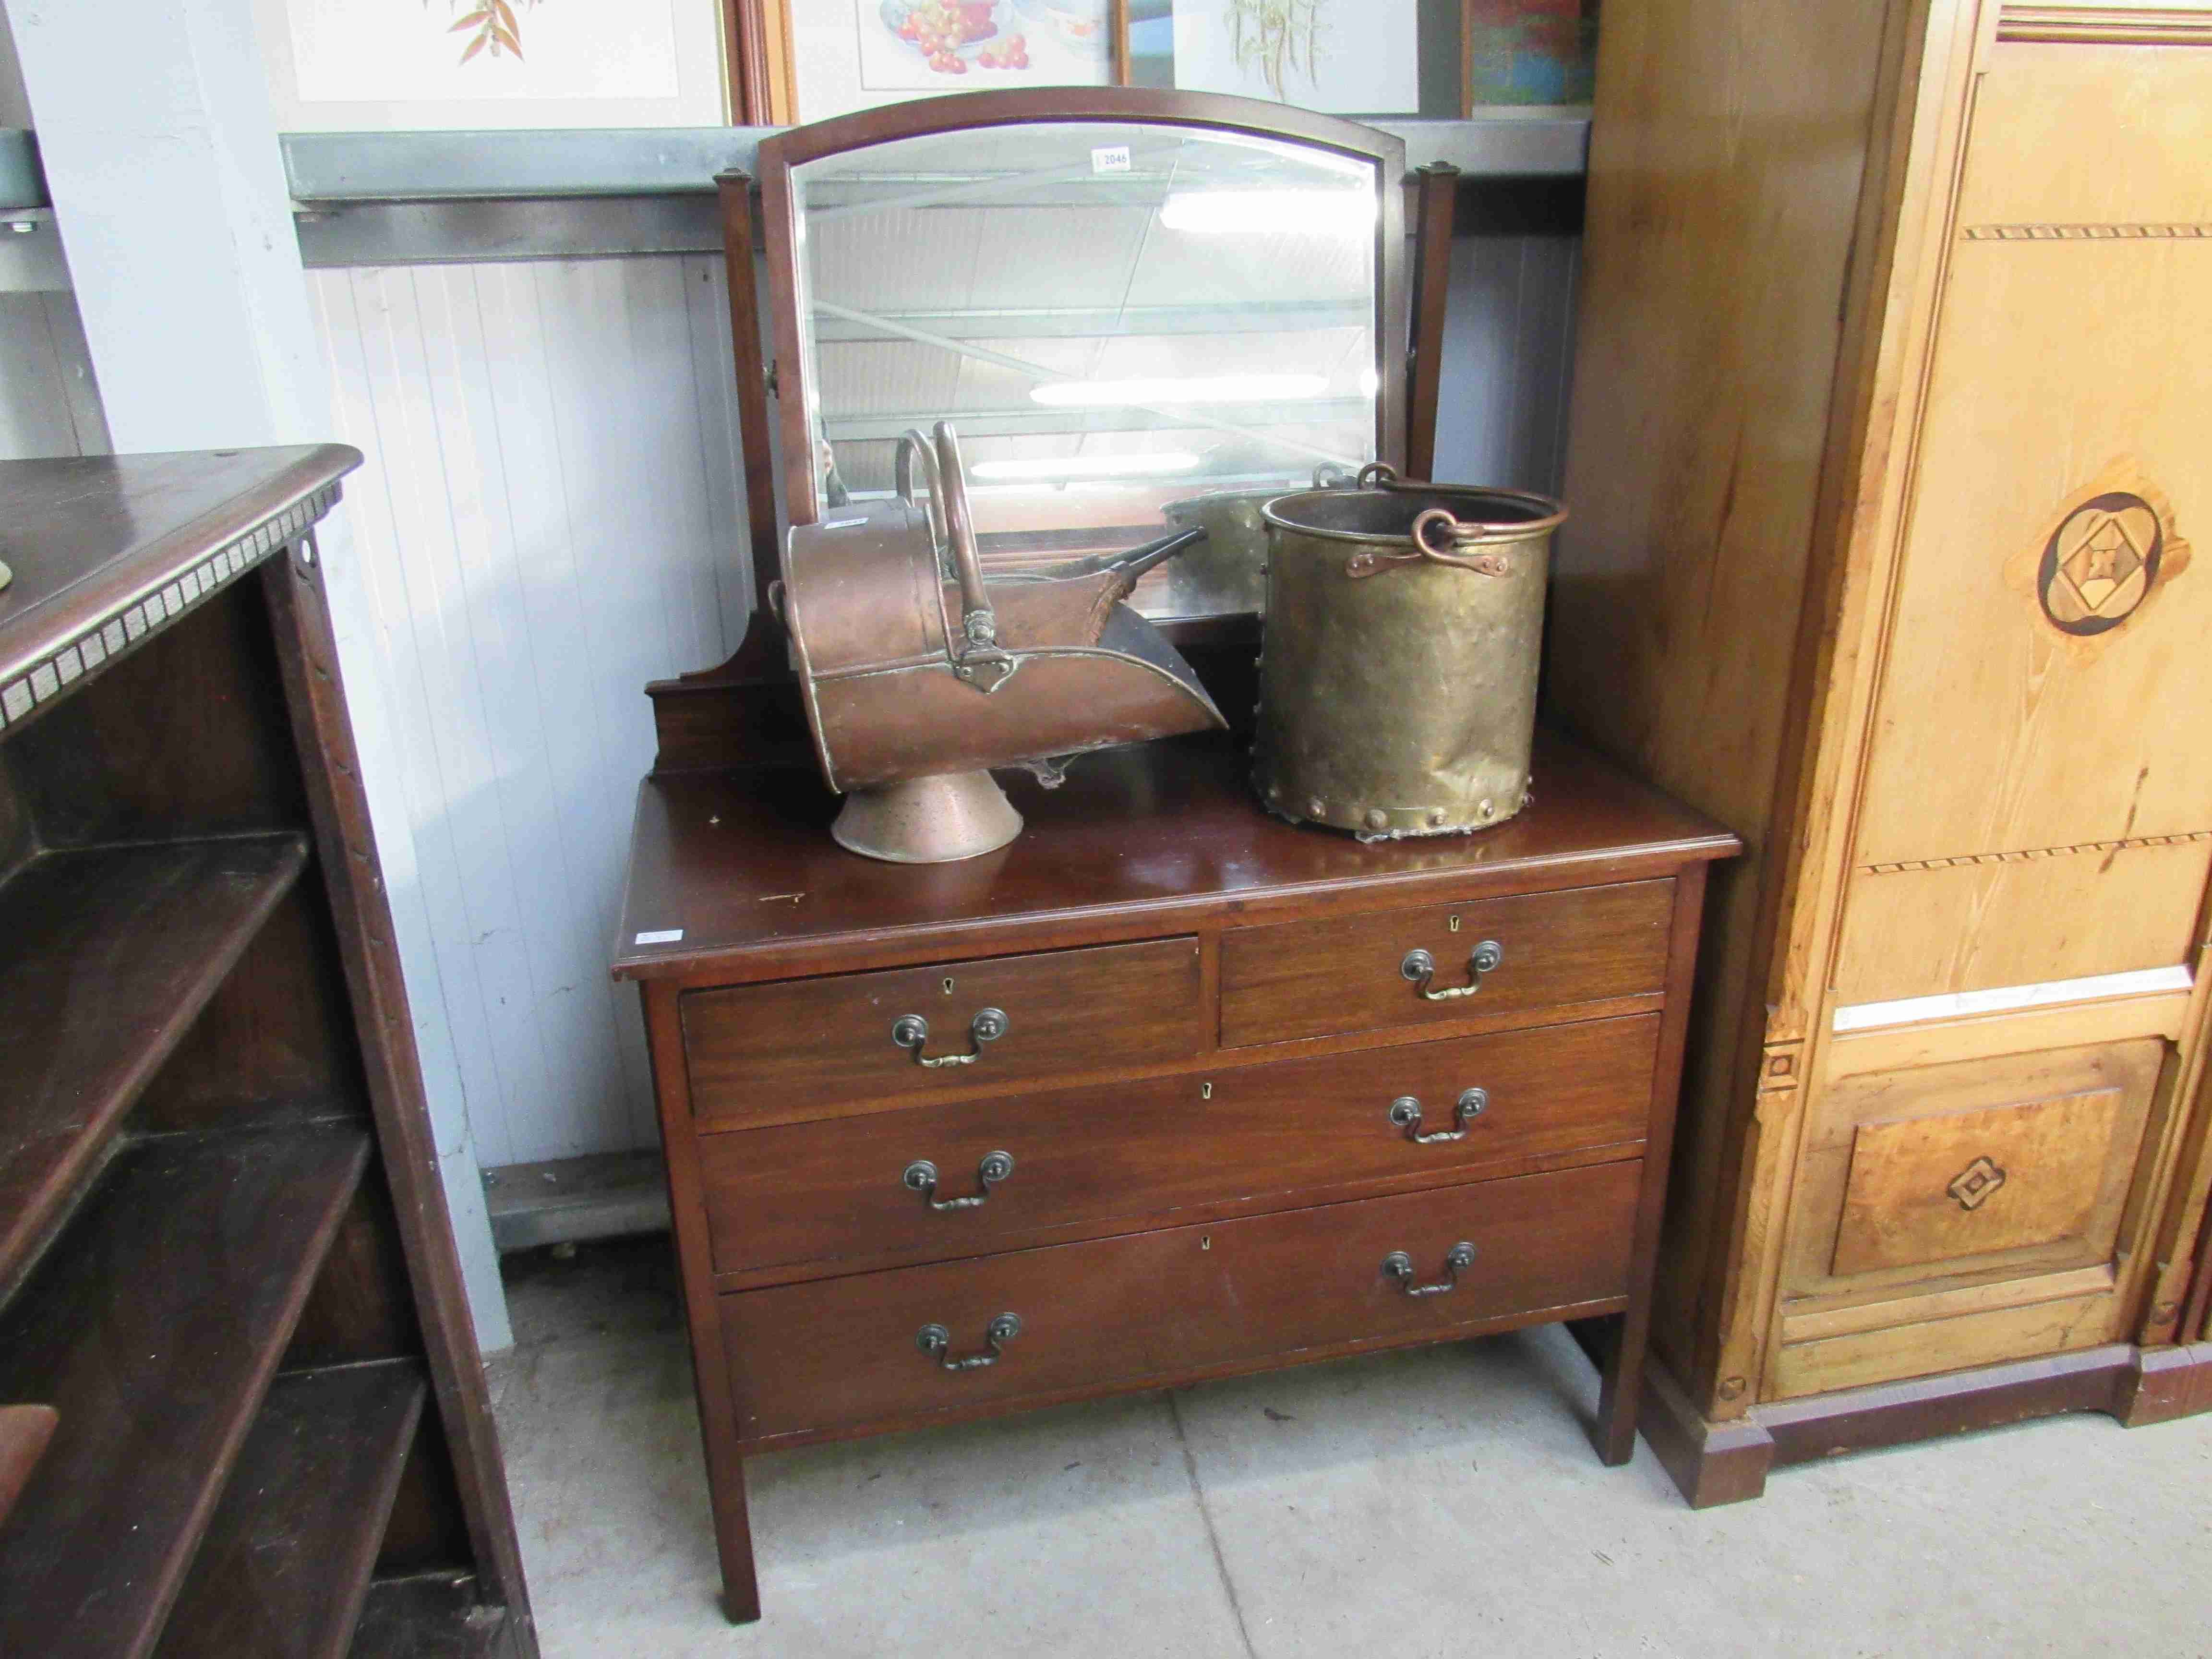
[255, 0, 729, 131]
[1165, 0, 1422, 116]
[780, 0, 1124, 123]
[1462, 0, 1599, 111]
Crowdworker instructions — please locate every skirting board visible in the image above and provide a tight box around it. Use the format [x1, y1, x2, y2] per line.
[483, 1151, 670, 1253]
[1639, 1341, 2212, 1508]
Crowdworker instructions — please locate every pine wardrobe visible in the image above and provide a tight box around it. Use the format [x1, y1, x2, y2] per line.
[1551, 0, 2212, 1501]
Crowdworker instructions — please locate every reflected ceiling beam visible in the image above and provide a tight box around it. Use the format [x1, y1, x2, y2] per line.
[821, 401, 1371, 443]
[811, 299, 1362, 469]
[809, 300, 1369, 342]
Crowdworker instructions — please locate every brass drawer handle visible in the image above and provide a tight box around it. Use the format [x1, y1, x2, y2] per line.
[1382, 1242, 1477, 1297]
[891, 1007, 1009, 1068]
[902, 1150, 1014, 1211]
[1387, 1088, 1488, 1143]
[917, 1312, 1022, 1371]
[1400, 941, 1503, 1001]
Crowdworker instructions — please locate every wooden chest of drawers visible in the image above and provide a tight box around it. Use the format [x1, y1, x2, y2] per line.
[615, 730, 1735, 1622]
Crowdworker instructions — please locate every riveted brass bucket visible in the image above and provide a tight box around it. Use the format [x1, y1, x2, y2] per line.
[1254, 465, 1566, 841]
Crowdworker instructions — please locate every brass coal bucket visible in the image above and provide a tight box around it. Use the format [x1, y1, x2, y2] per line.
[1254, 465, 1566, 840]
[782, 422, 1225, 863]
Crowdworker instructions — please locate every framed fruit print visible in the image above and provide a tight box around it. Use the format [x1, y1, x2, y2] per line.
[785, 0, 1118, 122]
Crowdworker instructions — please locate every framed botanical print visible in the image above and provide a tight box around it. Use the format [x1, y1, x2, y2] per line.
[785, 0, 1117, 122]
[254, 0, 729, 130]
[750, 0, 1530, 125]
[1166, 0, 1421, 115]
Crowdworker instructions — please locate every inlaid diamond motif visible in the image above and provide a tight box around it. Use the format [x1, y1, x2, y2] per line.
[1947, 1155, 2007, 1212]
[2059, 515, 2145, 612]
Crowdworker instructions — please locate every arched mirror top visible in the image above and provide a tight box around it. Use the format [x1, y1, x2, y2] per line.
[758, 87, 1408, 621]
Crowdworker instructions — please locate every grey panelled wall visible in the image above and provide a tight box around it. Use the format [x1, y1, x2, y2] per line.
[310, 235, 1579, 1167]
[0, 291, 107, 458]
[310, 255, 750, 1165]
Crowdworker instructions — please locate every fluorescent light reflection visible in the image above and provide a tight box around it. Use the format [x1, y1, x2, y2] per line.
[1157, 189, 1377, 235]
[1031, 373, 1329, 408]
[970, 452, 1202, 481]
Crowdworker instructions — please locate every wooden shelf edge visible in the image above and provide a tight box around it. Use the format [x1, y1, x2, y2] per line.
[155, 1360, 428, 1659]
[0, 1122, 371, 1659]
[348, 1571, 517, 1659]
[0, 831, 312, 1289]
[0, 1407, 57, 1532]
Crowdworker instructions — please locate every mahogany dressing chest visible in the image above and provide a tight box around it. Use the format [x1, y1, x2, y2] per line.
[615, 730, 1735, 1620]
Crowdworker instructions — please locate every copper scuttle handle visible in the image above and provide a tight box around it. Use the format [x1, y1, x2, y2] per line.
[931, 421, 1019, 694]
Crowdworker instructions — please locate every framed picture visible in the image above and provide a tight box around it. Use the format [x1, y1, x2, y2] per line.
[788, 0, 1117, 122]
[1167, 0, 1420, 115]
[255, 0, 728, 130]
[1463, 0, 1599, 109]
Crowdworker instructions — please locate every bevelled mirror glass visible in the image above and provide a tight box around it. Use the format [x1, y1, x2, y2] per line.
[763, 98, 1404, 619]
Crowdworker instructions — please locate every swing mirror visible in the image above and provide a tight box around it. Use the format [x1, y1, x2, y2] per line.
[757, 88, 1407, 620]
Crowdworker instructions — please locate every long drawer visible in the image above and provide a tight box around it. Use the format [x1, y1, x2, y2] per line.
[1219, 879, 1674, 1047]
[681, 937, 1204, 1121]
[718, 1161, 1641, 1445]
[698, 1015, 1659, 1279]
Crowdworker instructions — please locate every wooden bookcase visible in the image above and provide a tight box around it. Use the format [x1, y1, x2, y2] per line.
[1550, 0, 2212, 1501]
[0, 448, 536, 1656]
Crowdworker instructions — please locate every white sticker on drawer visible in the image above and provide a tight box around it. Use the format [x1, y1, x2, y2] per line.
[634, 928, 685, 945]
[1092, 144, 1131, 174]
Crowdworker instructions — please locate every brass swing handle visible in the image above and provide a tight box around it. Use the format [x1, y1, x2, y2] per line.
[903, 1151, 1015, 1211]
[929, 421, 1019, 693]
[891, 1008, 1009, 1068]
[1345, 506, 1513, 580]
[1400, 940, 1503, 1000]
[1388, 1088, 1488, 1143]
[893, 422, 952, 565]
[917, 1312, 1022, 1372]
[1382, 1243, 1477, 1298]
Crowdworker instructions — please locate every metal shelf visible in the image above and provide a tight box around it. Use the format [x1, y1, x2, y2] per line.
[283, 118, 1587, 270]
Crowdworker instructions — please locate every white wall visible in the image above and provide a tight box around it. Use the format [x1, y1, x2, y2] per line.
[309, 255, 753, 1165]
[0, 0, 29, 124]
[308, 232, 1581, 1169]
[0, 0, 106, 463]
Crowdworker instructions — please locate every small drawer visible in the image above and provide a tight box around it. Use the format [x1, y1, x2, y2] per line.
[718, 1160, 1640, 1445]
[698, 1015, 1659, 1279]
[1219, 879, 1674, 1048]
[680, 937, 1203, 1121]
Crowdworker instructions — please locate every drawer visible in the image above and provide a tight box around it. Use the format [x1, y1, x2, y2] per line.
[699, 1015, 1659, 1279]
[681, 937, 1203, 1121]
[1219, 879, 1674, 1048]
[719, 1161, 1639, 1444]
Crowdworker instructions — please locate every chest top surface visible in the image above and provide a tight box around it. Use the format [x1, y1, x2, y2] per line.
[615, 729, 1737, 986]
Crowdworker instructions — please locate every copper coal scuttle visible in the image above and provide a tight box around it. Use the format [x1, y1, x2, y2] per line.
[781, 422, 1223, 863]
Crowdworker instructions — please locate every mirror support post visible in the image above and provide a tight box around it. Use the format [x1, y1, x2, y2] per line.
[1407, 161, 1459, 482]
[717, 170, 785, 620]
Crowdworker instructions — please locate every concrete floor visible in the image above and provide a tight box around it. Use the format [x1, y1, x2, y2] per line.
[487, 1238, 2212, 1659]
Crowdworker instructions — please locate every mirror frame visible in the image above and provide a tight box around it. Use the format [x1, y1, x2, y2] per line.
[755, 86, 1411, 533]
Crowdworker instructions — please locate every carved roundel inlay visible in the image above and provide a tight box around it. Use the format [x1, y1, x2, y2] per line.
[2038, 491, 2162, 635]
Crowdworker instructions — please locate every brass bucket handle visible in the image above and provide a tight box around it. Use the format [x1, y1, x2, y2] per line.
[894, 428, 950, 555]
[1344, 507, 1514, 580]
[931, 421, 1019, 693]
